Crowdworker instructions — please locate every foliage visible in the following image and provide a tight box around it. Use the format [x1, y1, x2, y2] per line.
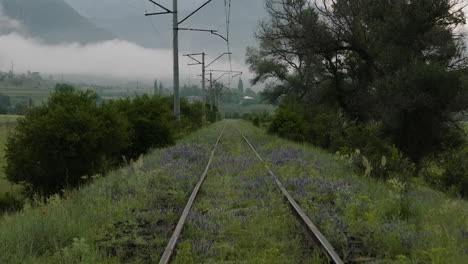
[5, 84, 130, 196]
[0, 192, 23, 213]
[0, 121, 466, 263]
[241, 111, 273, 128]
[269, 98, 416, 181]
[248, 0, 468, 167]
[422, 142, 468, 198]
[4, 83, 214, 198]
[106, 95, 175, 160]
[205, 104, 221, 123]
[0, 122, 223, 264]
[180, 100, 204, 131]
[269, 106, 307, 141]
[240, 121, 467, 263]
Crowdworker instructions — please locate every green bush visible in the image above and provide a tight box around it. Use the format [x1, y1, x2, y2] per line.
[423, 144, 468, 198]
[205, 104, 220, 123]
[269, 98, 416, 181]
[269, 100, 308, 141]
[4, 85, 213, 199]
[107, 95, 175, 160]
[180, 100, 204, 131]
[336, 122, 415, 180]
[0, 192, 24, 213]
[5, 84, 131, 196]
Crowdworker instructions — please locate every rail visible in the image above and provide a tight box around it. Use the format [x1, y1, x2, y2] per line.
[158, 124, 226, 264]
[236, 128, 344, 264]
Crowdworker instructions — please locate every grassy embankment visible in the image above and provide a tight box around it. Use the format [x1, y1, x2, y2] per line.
[237, 120, 467, 263]
[0, 115, 22, 196]
[0, 122, 224, 263]
[0, 120, 466, 263]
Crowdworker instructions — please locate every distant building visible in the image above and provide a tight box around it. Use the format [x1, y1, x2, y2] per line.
[240, 96, 255, 105]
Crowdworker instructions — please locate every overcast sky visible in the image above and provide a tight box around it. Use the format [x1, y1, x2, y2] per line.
[0, 1, 252, 87]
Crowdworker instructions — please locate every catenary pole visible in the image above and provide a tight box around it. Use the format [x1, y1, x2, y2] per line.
[145, 0, 215, 122]
[172, 0, 180, 122]
[202, 52, 206, 97]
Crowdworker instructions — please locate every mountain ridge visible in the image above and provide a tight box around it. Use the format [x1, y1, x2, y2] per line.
[0, 0, 114, 44]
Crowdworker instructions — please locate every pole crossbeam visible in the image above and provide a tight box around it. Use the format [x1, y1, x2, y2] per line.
[211, 32, 228, 42]
[205, 52, 232, 69]
[146, 0, 172, 13]
[185, 55, 202, 65]
[178, 0, 213, 25]
[145, 11, 172, 16]
[178, 27, 217, 33]
[209, 69, 242, 74]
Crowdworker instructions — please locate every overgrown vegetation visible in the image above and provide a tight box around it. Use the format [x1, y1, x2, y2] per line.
[1, 121, 465, 263]
[239, 121, 467, 263]
[0, 123, 223, 263]
[172, 124, 317, 263]
[247, 0, 468, 197]
[2, 84, 217, 205]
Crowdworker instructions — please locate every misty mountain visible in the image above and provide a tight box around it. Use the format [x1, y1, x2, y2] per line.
[63, 0, 267, 61]
[0, 0, 114, 44]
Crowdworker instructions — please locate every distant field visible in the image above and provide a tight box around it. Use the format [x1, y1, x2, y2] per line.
[0, 115, 22, 196]
[223, 104, 276, 115]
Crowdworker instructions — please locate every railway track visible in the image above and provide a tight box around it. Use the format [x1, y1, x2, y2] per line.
[159, 124, 344, 264]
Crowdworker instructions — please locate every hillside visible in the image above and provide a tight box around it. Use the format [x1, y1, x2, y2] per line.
[0, 121, 466, 263]
[0, 0, 114, 44]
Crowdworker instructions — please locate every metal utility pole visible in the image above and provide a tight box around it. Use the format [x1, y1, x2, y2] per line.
[201, 52, 206, 92]
[145, 0, 216, 122]
[183, 51, 231, 105]
[209, 72, 213, 111]
[172, 0, 180, 122]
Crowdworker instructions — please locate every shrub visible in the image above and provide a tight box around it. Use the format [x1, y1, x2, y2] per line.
[107, 95, 175, 160]
[270, 98, 416, 181]
[269, 101, 308, 141]
[5, 84, 131, 196]
[423, 143, 468, 198]
[0, 192, 24, 213]
[205, 104, 220, 123]
[181, 100, 204, 130]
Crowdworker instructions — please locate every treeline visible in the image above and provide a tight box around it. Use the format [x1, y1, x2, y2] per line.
[247, 0, 468, 197]
[3, 84, 218, 201]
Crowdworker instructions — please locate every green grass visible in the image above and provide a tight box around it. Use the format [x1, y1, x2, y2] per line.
[0, 122, 225, 263]
[237, 120, 468, 263]
[172, 123, 317, 263]
[0, 120, 466, 263]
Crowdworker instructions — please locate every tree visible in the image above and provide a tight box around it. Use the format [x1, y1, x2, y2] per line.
[248, 0, 468, 167]
[159, 82, 164, 95]
[154, 80, 158, 95]
[237, 78, 244, 94]
[108, 95, 175, 160]
[0, 94, 11, 109]
[5, 84, 130, 196]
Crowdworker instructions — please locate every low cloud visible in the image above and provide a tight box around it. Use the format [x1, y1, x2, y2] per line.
[0, 33, 249, 85]
[0, 6, 22, 32]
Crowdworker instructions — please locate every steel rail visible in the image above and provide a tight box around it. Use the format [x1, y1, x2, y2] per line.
[236, 128, 344, 264]
[159, 124, 226, 264]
